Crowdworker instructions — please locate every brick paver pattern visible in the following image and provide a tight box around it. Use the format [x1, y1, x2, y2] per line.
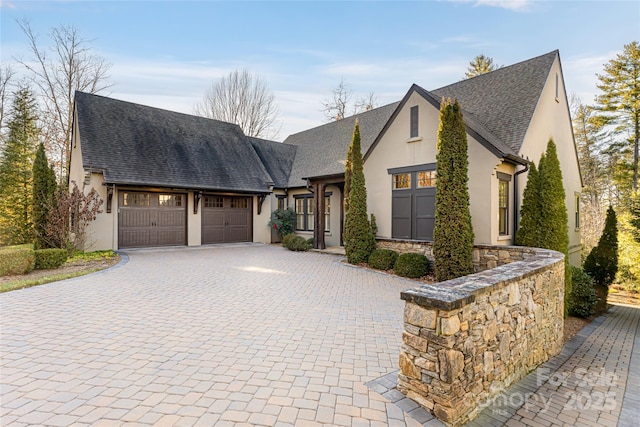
[2, 244, 639, 427]
[1, 245, 428, 427]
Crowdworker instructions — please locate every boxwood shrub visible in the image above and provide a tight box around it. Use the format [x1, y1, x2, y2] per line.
[0, 246, 35, 276]
[394, 253, 430, 278]
[568, 266, 598, 318]
[34, 248, 68, 270]
[368, 249, 399, 271]
[282, 234, 311, 252]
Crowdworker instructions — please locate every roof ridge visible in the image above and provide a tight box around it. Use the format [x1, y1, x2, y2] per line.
[285, 101, 401, 138]
[75, 91, 244, 132]
[434, 50, 558, 90]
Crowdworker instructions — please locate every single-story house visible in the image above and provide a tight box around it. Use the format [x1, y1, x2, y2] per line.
[69, 50, 582, 265]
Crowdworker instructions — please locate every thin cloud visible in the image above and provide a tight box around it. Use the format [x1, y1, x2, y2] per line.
[449, 0, 532, 12]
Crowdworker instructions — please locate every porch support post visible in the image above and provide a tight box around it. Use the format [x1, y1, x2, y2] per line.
[338, 182, 345, 246]
[313, 181, 326, 249]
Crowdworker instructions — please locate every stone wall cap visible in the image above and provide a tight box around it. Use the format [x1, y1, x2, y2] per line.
[400, 247, 564, 311]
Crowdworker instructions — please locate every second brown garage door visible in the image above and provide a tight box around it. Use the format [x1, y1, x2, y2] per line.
[201, 195, 252, 244]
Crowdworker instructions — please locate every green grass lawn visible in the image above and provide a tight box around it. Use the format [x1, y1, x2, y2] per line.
[0, 249, 119, 293]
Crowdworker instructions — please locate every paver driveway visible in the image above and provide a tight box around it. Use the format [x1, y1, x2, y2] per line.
[1, 244, 429, 426]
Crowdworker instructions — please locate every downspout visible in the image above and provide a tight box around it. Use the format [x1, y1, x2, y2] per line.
[513, 162, 530, 235]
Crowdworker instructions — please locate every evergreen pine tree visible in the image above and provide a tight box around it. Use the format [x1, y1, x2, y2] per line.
[584, 205, 619, 287]
[433, 99, 474, 281]
[0, 87, 39, 245]
[33, 142, 58, 249]
[515, 161, 541, 247]
[343, 121, 375, 264]
[343, 131, 354, 242]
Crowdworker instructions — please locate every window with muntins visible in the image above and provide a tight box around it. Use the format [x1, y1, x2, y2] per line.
[417, 171, 437, 188]
[123, 193, 150, 207]
[498, 179, 509, 235]
[294, 195, 330, 232]
[393, 173, 411, 189]
[204, 196, 223, 208]
[159, 194, 182, 207]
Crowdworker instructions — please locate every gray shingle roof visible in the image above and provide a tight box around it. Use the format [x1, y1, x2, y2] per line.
[249, 137, 297, 188]
[432, 50, 558, 154]
[74, 51, 557, 193]
[75, 92, 274, 193]
[282, 102, 400, 187]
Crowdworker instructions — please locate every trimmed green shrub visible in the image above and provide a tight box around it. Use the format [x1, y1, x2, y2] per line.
[282, 234, 311, 251]
[568, 266, 598, 318]
[394, 253, 430, 278]
[34, 248, 68, 270]
[0, 246, 35, 276]
[433, 99, 474, 281]
[368, 249, 399, 271]
[306, 238, 314, 247]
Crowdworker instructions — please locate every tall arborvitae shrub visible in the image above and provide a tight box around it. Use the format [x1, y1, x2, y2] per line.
[33, 143, 58, 249]
[514, 161, 541, 247]
[584, 205, 619, 287]
[539, 140, 571, 313]
[433, 99, 474, 281]
[516, 140, 571, 314]
[344, 121, 376, 264]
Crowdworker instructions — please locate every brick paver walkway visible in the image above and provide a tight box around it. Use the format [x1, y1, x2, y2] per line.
[1, 244, 638, 427]
[467, 303, 640, 427]
[1, 244, 429, 426]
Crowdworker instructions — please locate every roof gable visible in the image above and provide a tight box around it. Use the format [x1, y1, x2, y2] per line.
[432, 50, 558, 154]
[75, 92, 274, 193]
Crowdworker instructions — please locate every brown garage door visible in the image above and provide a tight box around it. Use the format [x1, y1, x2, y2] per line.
[119, 191, 186, 248]
[202, 195, 252, 244]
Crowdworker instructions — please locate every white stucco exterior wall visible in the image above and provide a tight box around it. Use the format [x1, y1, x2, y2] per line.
[364, 90, 503, 245]
[518, 56, 583, 266]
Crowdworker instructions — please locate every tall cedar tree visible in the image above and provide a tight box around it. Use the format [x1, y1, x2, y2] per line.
[343, 121, 376, 264]
[0, 87, 39, 245]
[433, 99, 474, 281]
[584, 205, 619, 287]
[33, 143, 58, 249]
[514, 161, 541, 247]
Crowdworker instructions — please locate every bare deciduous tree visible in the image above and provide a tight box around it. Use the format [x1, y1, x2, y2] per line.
[322, 79, 378, 121]
[194, 69, 281, 139]
[354, 91, 378, 114]
[322, 78, 352, 121]
[16, 20, 112, 180]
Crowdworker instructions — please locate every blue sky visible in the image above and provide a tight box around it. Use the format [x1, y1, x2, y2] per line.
[1, 0, 638, 140]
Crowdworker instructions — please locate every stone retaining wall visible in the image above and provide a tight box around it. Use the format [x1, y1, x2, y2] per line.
[376, 239, 537, 272]
[396, 245, 565, 426]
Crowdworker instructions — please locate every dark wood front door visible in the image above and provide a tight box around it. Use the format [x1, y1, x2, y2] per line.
[118, 191, 187, 248]
[201, 195, 252, 244]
